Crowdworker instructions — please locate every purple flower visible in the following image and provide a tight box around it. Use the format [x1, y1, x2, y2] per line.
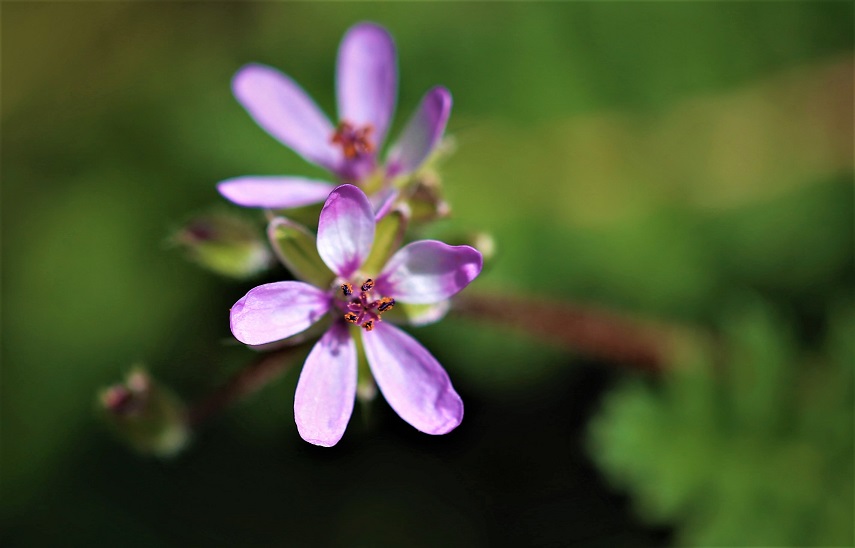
[218, 23, 452, 211]
[230, 185, 482, 446]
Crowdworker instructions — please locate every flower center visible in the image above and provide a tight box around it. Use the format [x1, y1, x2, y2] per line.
[339, 278, 395, 332]
[331, 121, 375, 160]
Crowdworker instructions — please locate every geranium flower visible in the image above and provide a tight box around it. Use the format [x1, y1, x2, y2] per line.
[229, 185, 482, 446]
[218, 22, 452, 212]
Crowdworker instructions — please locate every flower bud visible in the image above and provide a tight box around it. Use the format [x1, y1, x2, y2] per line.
[404, 173, 451, 223]
[99, 367, 190, 457]
[172, 212, 272, 279]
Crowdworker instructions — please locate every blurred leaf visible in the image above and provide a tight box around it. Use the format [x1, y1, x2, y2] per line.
[588, 302, 854, 546]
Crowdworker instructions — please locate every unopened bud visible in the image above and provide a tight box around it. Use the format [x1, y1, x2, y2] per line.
[99, 367, 190, 457]
[172, 212, 272, 279]
[405, 173, 451, 223]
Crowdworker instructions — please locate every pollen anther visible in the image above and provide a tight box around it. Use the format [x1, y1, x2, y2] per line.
[344, 312, 359, 324]
[361, 279, 375, 292]
[362, 320, 375, 332]
[377, 297, 395, 313]
[341, 283, 353, 297]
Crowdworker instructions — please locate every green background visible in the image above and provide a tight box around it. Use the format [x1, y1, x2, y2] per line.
[2, 2, 852, 546]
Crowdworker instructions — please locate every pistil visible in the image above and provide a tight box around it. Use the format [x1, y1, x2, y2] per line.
[331, 121, 375, 160]
[339, 278, 395, 330]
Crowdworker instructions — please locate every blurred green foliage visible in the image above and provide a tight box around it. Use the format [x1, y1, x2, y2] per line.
[589, 304, 854, 546]
[2, 2, 852, 545]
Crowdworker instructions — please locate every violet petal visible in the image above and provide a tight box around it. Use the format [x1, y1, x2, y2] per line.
[376, 241, 482, 304]
[386, 86, 451, 178]
[336, 23, 397, 150]
[233, 64, 339, 172]
[317, 184, 375, 278]
[362, 322, 463, 435]
[217, 176, 334, 209]
[230, 281, 331, 346]
[294, 322, 357, 447]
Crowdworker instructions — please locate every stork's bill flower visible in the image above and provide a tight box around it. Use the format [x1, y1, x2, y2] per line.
[229, 185, 482, 446]
[218, 22, 452, 212]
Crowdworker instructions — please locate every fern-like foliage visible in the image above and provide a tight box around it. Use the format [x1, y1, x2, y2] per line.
[588, 304, 854, 546]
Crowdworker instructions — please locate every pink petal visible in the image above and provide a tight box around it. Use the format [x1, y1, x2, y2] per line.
[336, 23, 397, 149]
[317, 184, 375, 278]
[217, 176, 335, 209]
[362, 322, 463, 435]
[294, 322, 357, 447]
[385, 87, 451, 178]
[233, 64, 339, 172]
[230, 281, 331, 346]
[376, 241, 482, 304]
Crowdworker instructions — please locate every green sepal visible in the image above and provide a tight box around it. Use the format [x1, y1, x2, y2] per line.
[268, 217, 335, 287]
[361, 208, 408, 276]
[172, 212, 272, 279]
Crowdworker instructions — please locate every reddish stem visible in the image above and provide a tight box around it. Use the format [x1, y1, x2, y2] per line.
[452, 293, 674, 372]
[187, 343, 308, 427]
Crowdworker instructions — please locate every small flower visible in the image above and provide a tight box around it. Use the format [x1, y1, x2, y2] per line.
[217, 22, 452, 212]
[229, 185, 482, 446]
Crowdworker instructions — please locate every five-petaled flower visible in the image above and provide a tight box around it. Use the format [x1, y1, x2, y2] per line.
[229, 185, 482, 446]
[218, 22, 452, 213]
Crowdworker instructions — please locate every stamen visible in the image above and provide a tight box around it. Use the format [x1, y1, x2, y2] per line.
[377, 297, 395, 313]
[339, 278, 391, 331]
[344, 312, 359, 324]
[331, 121, 374, 160]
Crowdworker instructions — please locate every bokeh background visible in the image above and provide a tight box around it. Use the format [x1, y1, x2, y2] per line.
[2, 2, 853, 546]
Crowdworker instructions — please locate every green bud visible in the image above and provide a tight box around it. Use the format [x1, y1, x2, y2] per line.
[172, 212, 271, 279]
[360, 208, 408, 276]
[268, 217, 335, 287]
[404, 173, 451, 223]
[99, 367, 190, 457]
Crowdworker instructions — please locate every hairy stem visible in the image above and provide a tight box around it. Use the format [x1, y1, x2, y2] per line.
[187, 343, 309, 427]
[452, 293, 676, 372]
[187, 294, 675, 428]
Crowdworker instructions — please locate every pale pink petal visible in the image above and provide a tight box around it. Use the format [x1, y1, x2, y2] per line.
[336, 23, 397, 149]
[294, 322, 357, 447]
[317, 184, 375, 278]
[376, 241, 482, 304]
[217, 176, 334, 209]
[233, 64, 339, 172]
[385, 87, 451, 178]
[362, 322, 463, 435]
[230, 281, 331, 346]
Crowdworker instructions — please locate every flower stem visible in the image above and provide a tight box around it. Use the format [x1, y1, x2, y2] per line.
[452, 293, 677, 372]
[187, 343, 309, 427]
[186, 294, 678, 429]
